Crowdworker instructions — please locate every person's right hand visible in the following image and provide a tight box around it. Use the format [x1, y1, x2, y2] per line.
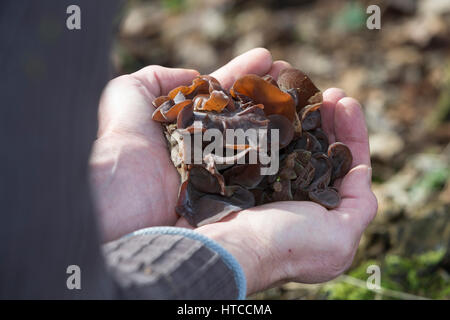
[195, 87, 378, 295]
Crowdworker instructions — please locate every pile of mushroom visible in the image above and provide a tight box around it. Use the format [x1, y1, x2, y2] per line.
[152, 68, 353, 227]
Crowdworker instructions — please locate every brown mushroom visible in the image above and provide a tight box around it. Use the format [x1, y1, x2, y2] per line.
[308, 187, 340, 209]
[161, 100, 193, 122]
[168, 77, 209, 100]
[198, 75, 224, 93]
[300, 103, 322, 131]
[189, 165, 223, 194]
[277, 68, 320, 111]
[293, 161, 315, 189]
[267, 114, 295, 149]
[293, 149, 312, 166]
[223, 164, 263, 189]
[193, 103, 269, 135]
[278, 152, 298, 180]
[251, 188, 268, 205]
[152, 99, 175, 122]
[293, 188, 309, 201]
[312, 128, 329, 153]
[152, 95, 171, 108]
[176, 180, 255, 227]
[262, 74, 279, 87]
[296, 131, 323, 153]
[176, 102, 194, 129]
[271, 179, 293, 201]
[328, 142, 353, 180]
[152, 68, 353, 227]
[308, 153, 332, 190]
[230, 74, 296, 121]
[194, 90, 230, 112]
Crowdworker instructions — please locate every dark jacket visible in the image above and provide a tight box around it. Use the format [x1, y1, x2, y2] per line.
[0, 0, 243, 299]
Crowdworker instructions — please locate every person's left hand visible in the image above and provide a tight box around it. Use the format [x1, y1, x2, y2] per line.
[89, 48, 286, 242]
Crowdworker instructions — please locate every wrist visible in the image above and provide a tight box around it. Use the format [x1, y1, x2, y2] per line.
[196, 214, 282, 295]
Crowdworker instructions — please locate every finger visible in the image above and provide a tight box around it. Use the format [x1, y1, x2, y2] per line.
[336, 164, 378, 233]
[334, 97, 371, 167]
[210, 48, 273, 89]
[132, 65, 200, 97]
[267, 60, 292, 80]
[321, 88, 346, 144]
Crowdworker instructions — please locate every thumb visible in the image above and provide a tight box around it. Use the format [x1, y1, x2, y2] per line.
[98, 66, 199, 138]
[336, 164, 378, 233]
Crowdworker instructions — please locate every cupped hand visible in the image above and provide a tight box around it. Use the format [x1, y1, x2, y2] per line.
[89, 48, 282, 242]
[192, 66, 378, 295]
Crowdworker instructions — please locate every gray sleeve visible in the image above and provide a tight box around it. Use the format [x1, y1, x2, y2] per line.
[103, 232, 241, 300]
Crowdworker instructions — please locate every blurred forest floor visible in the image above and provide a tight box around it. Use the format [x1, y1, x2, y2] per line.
[113, 0, 450, 299]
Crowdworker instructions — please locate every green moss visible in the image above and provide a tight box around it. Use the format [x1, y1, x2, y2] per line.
[409, 168, 450, 194]
[417, 249, 446, 265]
[331, 1, 366, 32]
[320, 249, 450, 300]
[160, 0, 187, 13]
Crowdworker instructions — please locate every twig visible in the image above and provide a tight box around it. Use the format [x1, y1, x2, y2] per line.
[337, 274, 431, 300]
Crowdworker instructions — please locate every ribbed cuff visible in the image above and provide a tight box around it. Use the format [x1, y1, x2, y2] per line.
[125, 226, 247, 300]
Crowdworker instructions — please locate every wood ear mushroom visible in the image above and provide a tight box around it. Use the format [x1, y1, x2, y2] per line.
[151, 67, 353, 226]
